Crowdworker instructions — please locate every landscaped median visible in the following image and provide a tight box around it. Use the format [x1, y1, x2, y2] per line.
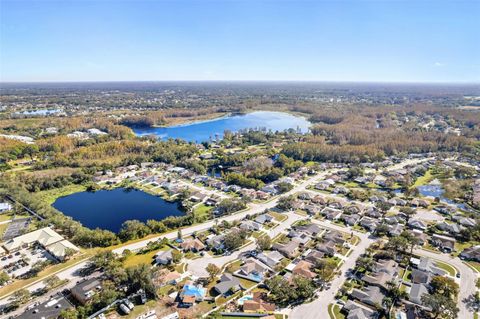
[328, 303, 345, 319]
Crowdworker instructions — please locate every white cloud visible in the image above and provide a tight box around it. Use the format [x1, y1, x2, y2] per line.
[434, 62, 446, 67]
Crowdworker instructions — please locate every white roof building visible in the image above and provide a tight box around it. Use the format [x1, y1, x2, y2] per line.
[2, 227, 79, 260]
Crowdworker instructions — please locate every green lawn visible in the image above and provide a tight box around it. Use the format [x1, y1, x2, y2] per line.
[434, 260, 457, 277]
[412, 169, 434, 188]
[466, 261, 480, 273]
[122, 246, 169, 267]
[328, 304, 345, 319]
[194, 203, 212, 219]
[269, 211, 287, 222]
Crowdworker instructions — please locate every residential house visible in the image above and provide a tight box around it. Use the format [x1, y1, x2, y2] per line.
[206, 234, 225, 251]
[312, 195, 327, 205]
[292, 233, 311, 246]
[436, 222, 461, 235]
[410, 269, 431, 284]
[272, 240, 300, 258]
[292, 260, 316, 279]
[304, 204, 320, 215]
[408, 219, 427, 231]
[362, 260, 398, 290]
[71, 278, 102, 305]
[322, 207, 343, 220]
[255, 214, 274, 225]
[257, 251, 283, 268]
[411, 198, 429, 208]
[414, 257, 446, 276]
[297, 223, 323, 237]
[409, 283, 429, 305]
[243, 291, 276, 313]
[430, 234, 456, 253]
[155, 250, 173, 265]
[304, 250, 325, 265]
[180, 281, 206, 305]
[350, 286, 385, 307]
[213, 273, 242, 296]
[364, 207, 382, 218]
[460, 246, 480, 262]
[408, 230, 428, 246]
[343, 214, 361, 226]
[239, 220, 262, 232]
[180, 238, 206, 252]
[316, 241, 337, 257]
[388, 224, 404, 237]
[235, 258, 271, 282]
[360, 217, 380, 232]
[344, 300, 378, 319]
[323, 230, 346, 245]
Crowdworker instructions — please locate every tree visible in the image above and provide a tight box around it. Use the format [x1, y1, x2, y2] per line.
[126, 264, 157, 299]
[0, 271, 9, 285]
[60, 308, 79, 319]
[256, 235, 272, 251]
[277, 195, 297, 211]
[10, 288, 30, 307]
[421, 294, 459, 319]
[119, 220, 151, 241]
[206, 263, 220, 281]
[384, 280, 408, 313]
[315, 259, 337, 282]
[92, 280, 121, 308]
[276, 182, 293, 194]
[224, 230, 247, 251]
[356, 256, 374, 272]
[430, 276, 459, 298]
[171, 250, 183, 264]
[43, 275, 61, 290]
[292, 275, 316, 300]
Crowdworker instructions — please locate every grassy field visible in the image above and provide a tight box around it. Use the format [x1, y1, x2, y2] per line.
[122, 245, 169, 267]
[412, 169, 434, 188]
[36, 184, 87, 204]
[193, 203, 212, 219]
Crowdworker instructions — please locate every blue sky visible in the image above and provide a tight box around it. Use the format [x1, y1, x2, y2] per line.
[1, 0, 479, 82]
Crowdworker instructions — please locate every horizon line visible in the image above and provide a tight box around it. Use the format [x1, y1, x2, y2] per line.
[1, 79, 479, 85]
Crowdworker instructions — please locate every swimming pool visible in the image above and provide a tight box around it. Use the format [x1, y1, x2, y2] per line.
[237, 294, 253, 305]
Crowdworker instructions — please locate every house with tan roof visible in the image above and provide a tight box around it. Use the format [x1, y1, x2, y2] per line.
[2, 227, 79, 261]
[180, 238, 206, 252]
[292, 260, 316, 279]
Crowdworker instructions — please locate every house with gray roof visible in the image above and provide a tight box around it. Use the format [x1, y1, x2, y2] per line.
[213, 273, 242, 296]
[350, 286, 385, 307]
[255, 213, 274, 224]
[155, 249, 173, 265]
[344, 300, 378, 319]
[409, 283, 429, 305]
[256, 251, 283, 267]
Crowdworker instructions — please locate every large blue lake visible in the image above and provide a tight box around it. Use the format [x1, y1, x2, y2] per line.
[132, 111, 311, 142]
[52, 188, 184, 232]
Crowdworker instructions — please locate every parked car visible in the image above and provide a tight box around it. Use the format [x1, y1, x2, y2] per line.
[119, 303, 130, 314]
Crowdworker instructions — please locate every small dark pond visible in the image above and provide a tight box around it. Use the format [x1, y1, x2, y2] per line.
[52, 188, 184, 232]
